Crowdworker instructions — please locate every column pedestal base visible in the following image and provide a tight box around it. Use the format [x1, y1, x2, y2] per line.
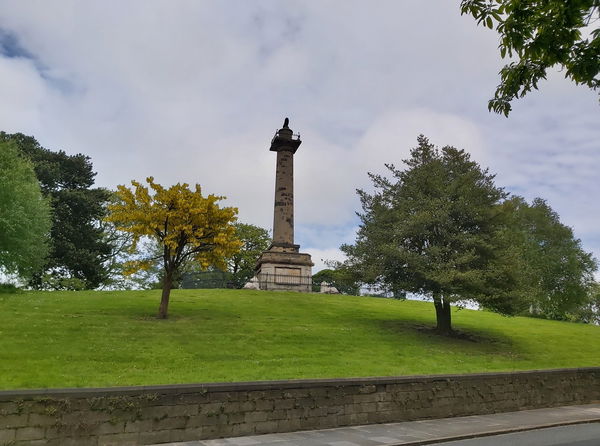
[255, 249, 313, 293]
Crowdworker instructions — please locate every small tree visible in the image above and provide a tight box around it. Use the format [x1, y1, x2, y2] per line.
[572, 282, 600, 324]
[0, 141, 51, 279]
[227, 223, 270, 287]
[503, 196, 597, 320]
[342, 135, 522, 335]
[106, 177, 241, 318]
[312, 267, 360, 295]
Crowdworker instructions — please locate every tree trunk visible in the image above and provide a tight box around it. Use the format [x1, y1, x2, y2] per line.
[433, 294, 452, 335]
[158, 271, 173, 319]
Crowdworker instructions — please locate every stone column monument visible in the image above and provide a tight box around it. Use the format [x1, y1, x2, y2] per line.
[255, 118, 313, 292]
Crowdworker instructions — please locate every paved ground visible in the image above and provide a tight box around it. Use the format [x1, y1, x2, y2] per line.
[159, 403, 600, 446]
[432, 423, 600, 445]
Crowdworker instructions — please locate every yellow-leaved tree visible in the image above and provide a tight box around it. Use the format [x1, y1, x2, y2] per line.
[106, 177, 241, 318]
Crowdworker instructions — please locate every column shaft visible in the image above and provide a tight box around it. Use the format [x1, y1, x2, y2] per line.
[272, 150, 294, 246]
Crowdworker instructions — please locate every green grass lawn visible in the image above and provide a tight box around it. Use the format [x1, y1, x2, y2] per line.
[1, 289, 599, 390]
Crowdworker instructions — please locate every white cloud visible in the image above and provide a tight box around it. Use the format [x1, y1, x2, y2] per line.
[0, 56, 45, 131]
[0, 0, 598, 271]
[303, 247, 347, 274]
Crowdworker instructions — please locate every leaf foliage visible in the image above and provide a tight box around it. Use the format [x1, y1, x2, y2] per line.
[342, 135, 526, 332]
[106, 177, 241, 280]
[461, 0, 600, 115]
[0, 132, 112, 289]
[0, 141, 51, 278]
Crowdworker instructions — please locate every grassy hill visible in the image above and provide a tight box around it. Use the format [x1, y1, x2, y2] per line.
[1, 289, 599, 390]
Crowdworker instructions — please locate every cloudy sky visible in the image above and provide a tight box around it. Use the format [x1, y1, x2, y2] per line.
[1, 1, 599, 272]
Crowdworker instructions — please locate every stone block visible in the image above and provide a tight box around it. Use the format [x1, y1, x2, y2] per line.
[177, 393, 209, 405]
[169, 428, 202, 443]
[255, 399, 274, 411]
[19, 440, 48, 446]
[1, 413, 28, 428]
[266, 409, 287, 421]
[358, 385, 377, 394]
[352, 393, 378, 404]
[312, 397, 333, 408]
[15, 426, 46, 441]
[168, 428, 196, 443]
[154, 416, 187, 430]
[357, 402, 377, 413]
[183, 414, 204, 428]
[98, 432, 139, 446]
[298, 417, 319, 429]
[199, 402, 226, 415]
[45, 425, 71, 439]
[139, 429, 171, 445]
[178, 426, 204, 440]
[28, 413, 59, 427]
[326, 405, 344, 415]
[194, 423, 227, 439]
[45, 436, 97, 446]
[124, 418, 153, 433]
[141, 404, 198, 418]
[244, 411, 268, 423]
[246, 390, 267, 400]
[273, 399, 294, 410]
[228, 422, 255, 437]
[166, 404, 198, 417]
[264, 389, 286, 400]
[307, 407, 328, 418]
[391, 391, 410, 404]
[90, 421, 125, 435]
[198, 424, 220, 439]
[220, 402, 241, 414]
[238, 400, 256, 412]
[285, 407, 309, 418]
[225, 412, 245, 424]
[315, 415, 338, 429]
[253, 420, 279, 434]
[308, 388, 329, 398]
[0, 402, 21, 415]
[295, 397, 315, 409]
[187, 413, 226, 427]
[140, 405, 171, 420]
[343, 403, 361, 414]
[208, 392, 237, 403]
[328, 395, 353, 406]
[348, 412, 369, 425]
[281, 389, 309, 399]
[367, 410, 395, 424]
[277, 418, 302, 432]
[0, 428, 16, 443]
[156, 393, 183, 406]
[335, 414, 353, 426]
[62, 409, 111, 425]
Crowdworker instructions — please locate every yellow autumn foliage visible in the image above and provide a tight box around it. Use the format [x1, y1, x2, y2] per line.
[106, 177, 242, 276]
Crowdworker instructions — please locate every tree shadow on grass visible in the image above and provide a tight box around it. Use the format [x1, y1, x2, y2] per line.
[376, 319, 525, 358]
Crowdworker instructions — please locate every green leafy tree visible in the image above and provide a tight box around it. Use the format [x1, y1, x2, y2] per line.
[0, 132, 112, 289]
[571, 282, 600, 324]
[227, 223, 270, 287]
[461, 0, 600, 115]
[503, 196, 597, 320]
[0, 141, 51, 279]
[342, 135, 524, 335]
[312, 267, 360, 295]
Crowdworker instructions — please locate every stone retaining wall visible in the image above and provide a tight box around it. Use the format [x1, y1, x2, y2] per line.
[1, 368, 599, 445]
